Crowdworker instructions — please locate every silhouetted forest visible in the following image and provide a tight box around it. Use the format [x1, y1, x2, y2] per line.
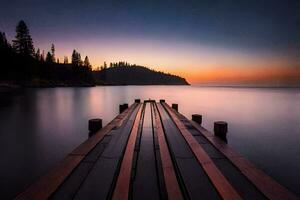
[94, 62, 189, 85]
[0, 20, 94, 87]
[0, 20, 189, 87]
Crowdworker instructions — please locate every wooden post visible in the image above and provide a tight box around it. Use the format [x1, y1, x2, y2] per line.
[119, 104, 124, 114]
[135, 99, 141, 103]
[89, 118, 102, 137]
[160, 99, 165, 103]
[172, 104, 178, 112]
[119, 103, 128, 113]
[192, 114, 202, 125]
[214, 121, 228, 142]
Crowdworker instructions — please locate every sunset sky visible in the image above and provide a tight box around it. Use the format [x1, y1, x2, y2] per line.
[0, 0, 299, 85]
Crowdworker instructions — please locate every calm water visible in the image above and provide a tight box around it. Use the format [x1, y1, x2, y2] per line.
[0, 86, 300, 198]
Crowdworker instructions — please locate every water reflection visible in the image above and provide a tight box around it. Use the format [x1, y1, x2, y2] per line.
[0, 86, 299, 198]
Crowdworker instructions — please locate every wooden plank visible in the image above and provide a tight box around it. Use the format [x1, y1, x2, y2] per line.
[73, 104, 142, 200]
[242, 167, 299, 200]
[156, 104, 194, 158]
[162, 103, 242, 200]
[157, 103, 221, 199]
[190, 121, 299, 200]
[153, 103, 183, 200]
[112, 104, 143, 200]
[132, 103, 160, 199]
[16, 103, 137, 200]
[190, 122, 242, 158]
[15, 155, 84, 200]
[212, 159, 267, 200]
[71, 103, 137, 155]
[70, 124, 115, 155]
[73, 157, 120, 200]
[51, 162, 94, 200]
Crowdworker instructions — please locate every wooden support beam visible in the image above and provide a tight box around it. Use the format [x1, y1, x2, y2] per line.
[162, 103, 242, 200]
[153, 102, 183, 200]
[112, 104, 143, 200]
[16, 103, 138, 200]
[16, 155, 83, 200]
[190, 121, 299, 200]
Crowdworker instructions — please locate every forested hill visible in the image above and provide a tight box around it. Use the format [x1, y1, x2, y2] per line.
[93, 64, 189, 85]
[1, 20, 189, 87]
[0, 20, 94, 87]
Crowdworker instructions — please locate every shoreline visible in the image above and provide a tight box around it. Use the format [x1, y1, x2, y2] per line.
[0, 82, 189, 91]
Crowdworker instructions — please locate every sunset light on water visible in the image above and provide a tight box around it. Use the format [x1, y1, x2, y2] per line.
[0, 0, 299, 199]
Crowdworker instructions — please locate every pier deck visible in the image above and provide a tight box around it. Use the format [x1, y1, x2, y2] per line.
[16, 101, 299, 200]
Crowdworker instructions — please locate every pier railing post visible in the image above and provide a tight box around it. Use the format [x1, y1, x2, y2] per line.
[214, 121, 228, 142]
[192, 114, 202, 125]
[119, 103, 129, 113]
[172, 103, 178, 112]
[88, 118, 102, 137]
[119, 104, 124, 114]
[135, 99, 141, 103]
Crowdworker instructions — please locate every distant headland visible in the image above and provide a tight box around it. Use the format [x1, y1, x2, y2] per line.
[0, 20, 189, 88]
[94, 62, 189, 85]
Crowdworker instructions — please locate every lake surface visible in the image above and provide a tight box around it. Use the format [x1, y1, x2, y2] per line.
[0, 86, 300, 198]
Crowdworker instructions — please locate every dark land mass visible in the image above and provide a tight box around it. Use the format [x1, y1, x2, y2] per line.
[93, 65, 189, 85]
[0, 20, 189, 89]
[0, 23, 95, 88]
[0, 46, 189, 88]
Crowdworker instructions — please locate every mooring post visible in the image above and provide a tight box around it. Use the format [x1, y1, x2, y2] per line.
[88, 118, 102, 137]
[172, 103, 178, 112]
[119, 104, 124, 114]
[119, 103, 129, 113]
[135, 99, 141, 103]
[214, 121, 228, 142]
[160, 99, 165, 103]
[192, 114, 202, 125]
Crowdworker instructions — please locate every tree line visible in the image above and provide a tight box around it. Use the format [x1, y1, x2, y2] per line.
[96, 61, 180, 79]
[0, 20, 94, 86]
[0, 20, 188, 87]
[94, 63, 189, 85]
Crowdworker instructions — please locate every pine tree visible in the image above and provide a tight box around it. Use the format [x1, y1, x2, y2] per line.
[51, 44, 55, 62]
[13, 20, 35, 56]
[104, 61, 107, 69]
[0, 32, 9, 49]
[72, 49, 82, 66]
[72, 50, 77, 66]
[78, 53, 83, 66]
[41, 50, 45, 62]
[46, 52, 52, 63]
[35, 48, 40, 60]
[84, 56, 91, 69]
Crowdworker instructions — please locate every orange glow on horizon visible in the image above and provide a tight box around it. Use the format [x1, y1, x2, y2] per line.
[170, 66, 300, 85]
[47, 37, 299, 86]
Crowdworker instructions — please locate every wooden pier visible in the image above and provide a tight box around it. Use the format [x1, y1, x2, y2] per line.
[16, 101, 299, 200]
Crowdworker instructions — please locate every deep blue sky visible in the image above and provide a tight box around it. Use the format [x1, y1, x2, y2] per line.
[0, 0, 299, 84]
